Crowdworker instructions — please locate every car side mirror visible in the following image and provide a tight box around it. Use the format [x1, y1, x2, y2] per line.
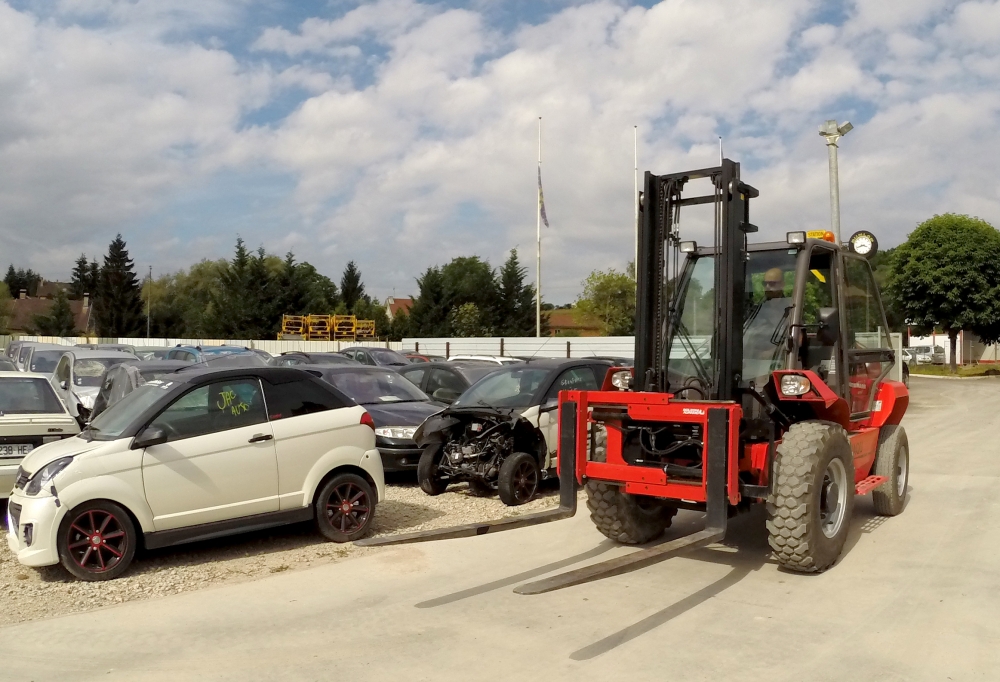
[133, 425, 168, 449]
[59, 380, 68, 391]
[818, 307, 840, 346]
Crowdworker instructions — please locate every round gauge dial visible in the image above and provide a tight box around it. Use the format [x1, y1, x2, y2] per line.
[848, 230, 878, 256]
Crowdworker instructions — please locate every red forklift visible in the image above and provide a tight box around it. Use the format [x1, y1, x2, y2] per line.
[359, 159, 909, 594]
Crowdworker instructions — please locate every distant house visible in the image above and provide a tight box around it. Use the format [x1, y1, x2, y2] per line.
[7, 281, 92, 334]
[385, 296, 414, 321]
[544, 308, 602, 337]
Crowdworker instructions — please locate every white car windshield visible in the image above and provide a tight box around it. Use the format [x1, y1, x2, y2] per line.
[453, 368, 550, 408]
[326, 371, 427, 405]
[87, 384, 167, 440]
[0, 377, 66, 414]
[74, 359, 120, 387]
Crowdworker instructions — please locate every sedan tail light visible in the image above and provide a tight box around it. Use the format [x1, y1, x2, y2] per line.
[360, 412, 375, 430]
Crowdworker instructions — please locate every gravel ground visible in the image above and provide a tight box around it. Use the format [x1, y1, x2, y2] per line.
[0, 478, 581, 627]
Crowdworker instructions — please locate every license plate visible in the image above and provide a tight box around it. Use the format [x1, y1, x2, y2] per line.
[0, 444, 32, 459]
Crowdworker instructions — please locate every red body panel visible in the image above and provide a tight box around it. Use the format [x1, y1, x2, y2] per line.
[866, 380, 909, 429]
[771, 369, 851, 428]
[848, 427, 880, 481]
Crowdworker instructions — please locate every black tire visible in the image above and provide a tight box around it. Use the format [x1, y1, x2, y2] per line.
[417, 444, 449, 496]
[872, 425, 909, 516]
[58, 501, 137, 581]
[315, 473, 375, 542]
[585, 481, 678, 544]
[466, 479, 495, 497]
[767, 421, 855, 573]
[498, 452, 540, 506]
[902, 364, 910, 387]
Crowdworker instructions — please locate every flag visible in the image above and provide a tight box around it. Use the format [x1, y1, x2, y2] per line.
[537, 166, 549, 228]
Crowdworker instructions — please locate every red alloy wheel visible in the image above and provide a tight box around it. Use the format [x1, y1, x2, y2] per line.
[326, 482, 371, 534]
[65, 509, 129, 574]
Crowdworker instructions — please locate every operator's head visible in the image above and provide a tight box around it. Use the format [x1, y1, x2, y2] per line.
[763, 267, 785, 299]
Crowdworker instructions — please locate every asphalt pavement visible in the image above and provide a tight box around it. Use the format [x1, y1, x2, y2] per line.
[3, 376, 998, 682]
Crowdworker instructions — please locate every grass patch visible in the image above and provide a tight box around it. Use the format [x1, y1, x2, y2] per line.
[910, 364, 1000, 377]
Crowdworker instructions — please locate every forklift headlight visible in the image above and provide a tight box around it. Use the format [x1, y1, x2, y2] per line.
[679, 241, 697, 253]
[786, 231, 806, 245]
[780, 374, 811, 396]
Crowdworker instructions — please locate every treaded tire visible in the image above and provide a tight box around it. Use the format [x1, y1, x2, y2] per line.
[315, 473, 376, 542]
[498, 452, 540, 506]
[417, 444, 449, 496]
[58, 500, 137, 581]
[872, 425, 908, 516]
[585, 481, 678, 544]
[767, 421, 855, 573]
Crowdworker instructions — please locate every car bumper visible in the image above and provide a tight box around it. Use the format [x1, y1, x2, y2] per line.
[5, 490, 62, 567]
[376, 444, 424, 472]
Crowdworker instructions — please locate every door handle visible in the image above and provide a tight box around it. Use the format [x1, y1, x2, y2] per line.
[248, 433, 273, 443]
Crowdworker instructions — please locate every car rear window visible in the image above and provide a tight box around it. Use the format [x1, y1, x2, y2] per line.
[263, 378, 351, 420]
[0, 377, 66, 414]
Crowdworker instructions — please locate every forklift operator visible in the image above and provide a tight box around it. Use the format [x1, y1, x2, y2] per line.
[743, 267, 792, 384]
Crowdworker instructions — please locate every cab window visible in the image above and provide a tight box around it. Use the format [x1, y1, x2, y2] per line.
[148, 379, 267, 442]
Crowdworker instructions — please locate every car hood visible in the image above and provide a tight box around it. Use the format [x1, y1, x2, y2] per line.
[18, 435, 108, 476]
[363, 401, 443, 427]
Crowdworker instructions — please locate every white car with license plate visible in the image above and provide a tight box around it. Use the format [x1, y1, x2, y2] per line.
[0, 372, 80, 499]
[6, 366, 384, 581]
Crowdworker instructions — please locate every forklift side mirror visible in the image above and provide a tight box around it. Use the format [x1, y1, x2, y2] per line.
[818, 307, 840, 346]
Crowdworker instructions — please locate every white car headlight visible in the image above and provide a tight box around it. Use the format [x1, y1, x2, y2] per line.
[25, 457, 74, 496]
[610, 370, 631, 390]
[780, 374, 812, 396]
[374, 426, 417, 440]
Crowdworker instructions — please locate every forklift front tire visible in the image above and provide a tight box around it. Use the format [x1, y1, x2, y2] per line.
[586, 481, 678, 544]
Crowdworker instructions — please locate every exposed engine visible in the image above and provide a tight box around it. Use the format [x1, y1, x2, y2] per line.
[439, 418, 515, 484]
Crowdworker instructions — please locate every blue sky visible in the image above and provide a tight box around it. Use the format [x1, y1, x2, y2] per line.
[0, 0, 998, 303]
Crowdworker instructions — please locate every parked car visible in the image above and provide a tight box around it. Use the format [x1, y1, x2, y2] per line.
[900, 349, 914, 367]
[403, 353, 445, 363]
[180, 351, 269, 370]
[447, 355, 522, 365]
[397, 361, 500, 404]
[14, 342, 66, 371]
[165, 345, 246, 363]
[134, 347, 173, 360]
[270, 351, 360, 367]
[49, 350, 139, 421]
[26, 345, 78, 376]
[0, 372, 81, 499]
[416, 358, 613, 505]
[0, 356, 17, 371]
[90, 360, 191, 419]
[306, 365, 443, 472]
[908, 345, 945, 365]
[339, 347, 410, 367]
[6, 366, 384, 580]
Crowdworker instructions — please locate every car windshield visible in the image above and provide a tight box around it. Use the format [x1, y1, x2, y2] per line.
[325, 370, 428, 404]
[28, 350, 65, 373]
[183, 353, 267, 369]
[136, 349, 170, 360]
[453, 367, 550, 408]
[0, 377, 66, 414]
[74, 359, 120, 387]
[456, 366, 498, 384]
[87, 383, 167, 440]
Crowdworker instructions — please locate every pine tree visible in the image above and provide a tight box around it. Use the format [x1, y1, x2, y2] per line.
[496, 249, 537, 336]
[245, 247, 276, 339]
[4, 265, 16, 296]
[407, 267, 449, 337]
[209, 238, 253, 337]
[340, 261, 365, 314]
[4, 265, 41, 298]
[70, 254, 92, 299]
[94, 234, 145, 337]
[33, 290, 77, 336]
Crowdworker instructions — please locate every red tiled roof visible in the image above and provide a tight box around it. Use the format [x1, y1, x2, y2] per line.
[8, 298, 90, 333]
[386, 296, 414, 318]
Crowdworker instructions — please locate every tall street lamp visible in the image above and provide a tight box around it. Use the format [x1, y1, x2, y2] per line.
[818, 119, 853, 244]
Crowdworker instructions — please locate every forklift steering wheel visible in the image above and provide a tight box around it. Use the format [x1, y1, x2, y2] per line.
[676, 379, 707, 400]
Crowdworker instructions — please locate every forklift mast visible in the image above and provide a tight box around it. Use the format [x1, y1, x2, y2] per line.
[634, 159, 759, 401]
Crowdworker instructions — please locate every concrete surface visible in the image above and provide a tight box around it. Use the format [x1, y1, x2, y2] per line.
[3, 377, 999, 682]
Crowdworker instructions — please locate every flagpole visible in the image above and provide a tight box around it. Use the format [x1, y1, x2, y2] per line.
[536, 116, 542, 338]
[634, 126, 638, 269]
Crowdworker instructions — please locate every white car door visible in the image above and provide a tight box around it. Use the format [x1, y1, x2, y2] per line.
[140, 377, 279, 531]
[537, 366, 601, 469]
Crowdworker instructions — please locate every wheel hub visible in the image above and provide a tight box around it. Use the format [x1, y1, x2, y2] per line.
[819, 458, 848, 539]
[821, 480, 839, 514]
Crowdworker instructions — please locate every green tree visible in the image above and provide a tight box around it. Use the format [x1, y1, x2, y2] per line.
[575, 263, 636, 335]
[352, 295, 391, 338]
[209, 238, 255, 338]
[0, 283, 13, 333]
[340, 261, 365, 314]
[496, 249, 536, 336]
[4, 265, 41, 298]
[888, 214, 1000, 372]
[440, 256, 498, 333]
[33, 290, 77, 336]
[450, 302, 484, 337]
[389, 309, 411, 341]
[408, 266, 449, 337]
[94, 234, 145, 337]
[70, 254, 99, 300]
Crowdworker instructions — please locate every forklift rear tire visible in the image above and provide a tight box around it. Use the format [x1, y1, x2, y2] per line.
[417, 444, 449, 496]
[767, 421, 855, 573]
[585, 481, 678, 544]
[872, 425, 908, 516]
